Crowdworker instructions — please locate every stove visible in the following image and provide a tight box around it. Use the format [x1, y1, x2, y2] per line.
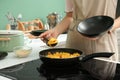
[0, 59, 120, 80]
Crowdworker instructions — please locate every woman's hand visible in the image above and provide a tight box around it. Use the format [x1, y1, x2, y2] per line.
[109, 17, 120, 33]
[80, 35, 99, 40]
[39, 12, 73, 42]
[39, 28, 59, 42]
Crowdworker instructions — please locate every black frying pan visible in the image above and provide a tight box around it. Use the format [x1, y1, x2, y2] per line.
[77, 15, 114, 38]
[39, 48, 114, 66]
[30, 30, 47, 36]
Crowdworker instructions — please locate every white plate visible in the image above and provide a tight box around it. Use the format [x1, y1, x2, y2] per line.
[0, 30, 23, 34]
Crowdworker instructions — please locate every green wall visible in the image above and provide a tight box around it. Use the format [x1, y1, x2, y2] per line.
[0, 0, 65, 30]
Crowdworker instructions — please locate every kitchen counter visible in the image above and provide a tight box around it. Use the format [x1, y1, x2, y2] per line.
[1, 33, 120, 70]
[0, 34, 67, 69]
[1, 33, 120, 80]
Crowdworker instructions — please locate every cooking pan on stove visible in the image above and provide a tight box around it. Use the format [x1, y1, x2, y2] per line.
[77, 15, 114, 38]
[39, 48, 114, 66]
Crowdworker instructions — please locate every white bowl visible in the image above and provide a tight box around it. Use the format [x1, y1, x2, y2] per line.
[13, 46, 32, 58]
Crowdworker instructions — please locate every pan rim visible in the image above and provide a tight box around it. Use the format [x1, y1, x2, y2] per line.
[77, 15, 114, 36]
[39, 48, 83, 60]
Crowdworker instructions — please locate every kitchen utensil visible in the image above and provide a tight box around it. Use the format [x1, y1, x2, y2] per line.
[39, 48, 114, 66]
[43, 38, 58, 47]
[30, 30, 47, 36]
[0, 30, 24, 52]
[0, 52, 8, 60]
[6, 12, 18, 30]
[30, 29, 58, 47]
[13, 46, 32, 58]
[77, 15, 114, 38]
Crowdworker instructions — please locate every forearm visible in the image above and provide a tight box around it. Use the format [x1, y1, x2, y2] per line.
[54, 12, 73, 34]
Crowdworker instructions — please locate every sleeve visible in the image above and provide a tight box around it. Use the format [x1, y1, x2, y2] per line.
[65, 0, 73, 12]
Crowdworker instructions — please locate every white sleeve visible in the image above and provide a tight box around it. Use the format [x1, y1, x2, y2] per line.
[65, 0, 73, 12]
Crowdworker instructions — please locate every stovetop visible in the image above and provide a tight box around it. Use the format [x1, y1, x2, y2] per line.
[0, 59, 120, 80]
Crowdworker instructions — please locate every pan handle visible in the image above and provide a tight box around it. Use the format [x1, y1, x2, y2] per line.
[80, 52, 114, 62]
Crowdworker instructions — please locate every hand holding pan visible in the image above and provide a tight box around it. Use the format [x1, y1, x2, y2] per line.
[39, 48, 114, 66]
[30, 30, 58, 47]
[77, 15, 114, 38]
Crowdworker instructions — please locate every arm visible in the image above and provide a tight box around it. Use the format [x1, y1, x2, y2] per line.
[39, 12, 73, 39]
[54, 12, 73, 34]
[39, 0, 73, 39]
[53, 0, 73, 35]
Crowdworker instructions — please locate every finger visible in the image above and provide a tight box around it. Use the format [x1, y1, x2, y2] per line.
[39, 32, 48, 38]
[46, 34, 51, 39]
